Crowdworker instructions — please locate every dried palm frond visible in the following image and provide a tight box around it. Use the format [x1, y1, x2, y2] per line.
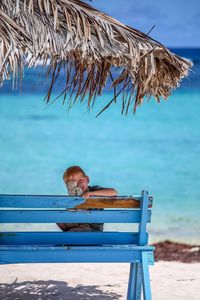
[0, 0, 193, 114]
[0, 8, 31, 87]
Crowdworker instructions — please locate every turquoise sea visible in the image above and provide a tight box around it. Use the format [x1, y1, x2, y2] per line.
[0, 48, 200, 244]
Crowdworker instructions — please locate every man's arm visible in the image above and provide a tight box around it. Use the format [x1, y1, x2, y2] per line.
[82, 188, 118, 198]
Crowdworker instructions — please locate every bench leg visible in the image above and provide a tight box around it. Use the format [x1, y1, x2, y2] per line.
[141, 252, 152, 300]
[127, 262, 142, 300]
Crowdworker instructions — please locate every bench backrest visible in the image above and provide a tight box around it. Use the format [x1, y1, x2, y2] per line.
[0, 190, 152, 247]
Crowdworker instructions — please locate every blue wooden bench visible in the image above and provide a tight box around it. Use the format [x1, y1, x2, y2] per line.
[0, 190, 154, 300]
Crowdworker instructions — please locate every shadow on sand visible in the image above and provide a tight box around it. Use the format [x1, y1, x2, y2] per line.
[0, 280, 121, 299]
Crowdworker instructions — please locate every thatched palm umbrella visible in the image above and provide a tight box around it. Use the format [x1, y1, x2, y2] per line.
[0, 0, 192, 114]
[0, 8, 31, 87]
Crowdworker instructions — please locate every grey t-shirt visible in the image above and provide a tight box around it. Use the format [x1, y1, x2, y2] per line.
[64, 185, 104, 232]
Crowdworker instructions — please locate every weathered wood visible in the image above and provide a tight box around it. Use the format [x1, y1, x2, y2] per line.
[142, 252, 152, 300]
[0, 232, 148, 245]
[139, 191, 150, 246]
[0, 191, 154, 299]
[0, 194, 153, 208]
[0, 209, 151, 223]
[0, 195, 85, 208]
[0, 245, 154, 264]
[75, 197, 152, 209]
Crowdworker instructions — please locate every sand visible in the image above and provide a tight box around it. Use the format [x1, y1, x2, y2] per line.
[0, 262, 200, 299]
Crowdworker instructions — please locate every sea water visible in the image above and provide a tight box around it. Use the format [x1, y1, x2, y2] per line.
[0, 48, 200, 244]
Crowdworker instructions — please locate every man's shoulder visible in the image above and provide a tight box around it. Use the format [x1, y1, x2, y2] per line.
[88, 185, 104, 191]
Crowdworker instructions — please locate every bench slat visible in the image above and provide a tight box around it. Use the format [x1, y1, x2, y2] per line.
[0, 245, 154, 264]
[0, 195, 153, 208]
[0, 232, 148, 245]
[0, 210, 151, 223]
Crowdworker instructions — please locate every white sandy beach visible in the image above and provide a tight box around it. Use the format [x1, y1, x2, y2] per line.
[0, 262, 199, 299]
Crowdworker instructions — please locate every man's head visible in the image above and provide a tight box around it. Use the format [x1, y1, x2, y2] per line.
[63, 166, 89, 193]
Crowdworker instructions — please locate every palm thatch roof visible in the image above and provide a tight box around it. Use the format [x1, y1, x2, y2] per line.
[0, 0, 193, 114]
[0, 8, 31, 87]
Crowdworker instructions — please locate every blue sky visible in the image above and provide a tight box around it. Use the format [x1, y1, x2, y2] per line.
[89, 0, 200, 47]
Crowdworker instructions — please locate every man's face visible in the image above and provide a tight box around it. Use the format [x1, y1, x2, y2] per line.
[67, 172, 89, 193]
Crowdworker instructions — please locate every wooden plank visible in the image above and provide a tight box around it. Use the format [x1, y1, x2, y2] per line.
[0, 194, 153, 208]
[141, 251, 152, 300]
[0, 245, 154, 264]
[127, 263, 137, 299]
[0, 232, 148, 245]
[0, 195, 85, 208]
[0, 209, 151, 223]
[75, 197, 152, 209]
[138, 191, 149, 246]
[134, 263, 142, 299]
